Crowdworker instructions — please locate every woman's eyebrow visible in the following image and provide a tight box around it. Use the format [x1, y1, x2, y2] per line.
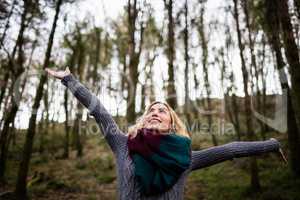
[159, 107, 168, 111]
[147, 107, 155, 113]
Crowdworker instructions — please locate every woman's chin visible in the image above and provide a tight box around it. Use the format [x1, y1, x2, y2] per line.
[145, 124, 160, 130]
[144, 124, 169, 133]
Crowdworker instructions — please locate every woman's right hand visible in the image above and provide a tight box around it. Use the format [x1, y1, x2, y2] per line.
[45, 67, 71, 79]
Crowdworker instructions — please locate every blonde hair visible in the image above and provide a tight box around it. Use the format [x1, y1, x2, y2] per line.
[128, 101, 191, 138]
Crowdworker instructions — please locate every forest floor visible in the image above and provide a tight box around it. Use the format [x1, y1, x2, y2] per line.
[1, 131, 300, 200]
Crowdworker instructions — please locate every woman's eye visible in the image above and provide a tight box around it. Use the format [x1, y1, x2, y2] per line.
[149, 108, 154, 112]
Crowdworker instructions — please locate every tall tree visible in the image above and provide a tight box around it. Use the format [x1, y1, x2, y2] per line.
[15, 0, 64, 198]
[0, 0, 36, 182]
[62, 53, 76, 159]
[264, 0, 300, 176]
[241, 0, 266, 139]
[0, 0, 17, 46]
[163, 0, 177, 109]
[183, 0, 189, 108]
[278, 0, 300, 137]
[139, 13, 160, 111]
[225, 22, 241, 140]
[39, 81, 49, 154]
[92, 27, 102, 84]
[61, 28, 80, 158]
[232, 0, 260, 191]
[126, 0, 145, 124]
[72, 24, 87, 157]
[182, 0, 192, 126]
[197, 1, 218, 146]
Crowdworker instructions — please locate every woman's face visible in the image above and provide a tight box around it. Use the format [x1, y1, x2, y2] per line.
[143, 103, 172, 134]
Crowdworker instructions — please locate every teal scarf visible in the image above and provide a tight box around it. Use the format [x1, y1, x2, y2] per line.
[127, 128, 191, 196]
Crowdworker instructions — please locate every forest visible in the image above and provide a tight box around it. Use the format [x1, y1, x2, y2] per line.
[0, 0, 300, 199]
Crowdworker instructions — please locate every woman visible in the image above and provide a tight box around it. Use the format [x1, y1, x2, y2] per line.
[45, 67, 285, 200]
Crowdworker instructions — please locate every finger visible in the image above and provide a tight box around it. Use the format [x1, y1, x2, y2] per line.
[45, 68, 52, 74]
[45, 68, 53, 72]
[45, 68, 56, 77]
[45, 68, 53, 75]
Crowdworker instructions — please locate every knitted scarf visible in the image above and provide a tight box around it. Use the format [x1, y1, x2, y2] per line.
[127, 128, 191, 196]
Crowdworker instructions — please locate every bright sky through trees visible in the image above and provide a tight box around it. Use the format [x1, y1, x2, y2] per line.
[12, 0, 281, 129]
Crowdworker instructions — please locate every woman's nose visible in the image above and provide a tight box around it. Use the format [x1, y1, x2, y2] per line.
[151, 111, 159, 117]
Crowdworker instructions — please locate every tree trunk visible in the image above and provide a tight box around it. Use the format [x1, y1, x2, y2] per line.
[93, 27, 102, 84]
[258, 35, 269, 135]
[63, 87, 70, 158]
[278, 0, 300, 138]
[63, 42, 77, 158]
[242, 0, 265, 139]
[0, 0, 17, 46]
[39, 82, 49, 154]
[198, 3, 218, 146]
[0, 70, 9, 112]
[0, 0, 26, 109]
[222, 27, 242, 140]
[72, 29, 86, 158]
[126, 0, 144, 124]
[15, 0, 63, 198]
[233, 0, 260, 191]
[225, 93, 241, 140]
[164, 0, 177, 109]
[264, 0, 300, 176]
[38, 111, 44, 153]
[294, 0, 300, 20]
[72, 109, 83, 157]
[0, 59, 28, 180]
[0, 0, 29, 182]
[0, 104, 19, 182]
[183, 0, 192, 125]
[0, 0, 29, 114]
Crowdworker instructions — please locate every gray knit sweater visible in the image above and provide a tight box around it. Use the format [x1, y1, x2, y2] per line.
[61, 74, 280, 200]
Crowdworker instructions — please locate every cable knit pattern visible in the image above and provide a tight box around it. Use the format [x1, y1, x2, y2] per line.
[61, 74, 280, 200]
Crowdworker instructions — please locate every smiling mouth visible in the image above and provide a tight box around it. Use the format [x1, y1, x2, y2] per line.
[149, 119, 161, 123]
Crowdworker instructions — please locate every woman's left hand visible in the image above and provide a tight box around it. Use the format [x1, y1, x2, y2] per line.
[45, 67, 71, 80]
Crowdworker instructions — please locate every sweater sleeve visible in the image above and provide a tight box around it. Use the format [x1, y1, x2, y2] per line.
[189, 139, 280, 171]
[61, 74, 127, 155]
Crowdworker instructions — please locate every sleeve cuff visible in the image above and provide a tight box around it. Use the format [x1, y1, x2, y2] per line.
[269, 138, 281, 151]
[61, 74, 75, 86]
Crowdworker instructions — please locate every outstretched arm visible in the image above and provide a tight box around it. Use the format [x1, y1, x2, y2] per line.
[46, 67, 127, 155]
[189, 139, 280, 171]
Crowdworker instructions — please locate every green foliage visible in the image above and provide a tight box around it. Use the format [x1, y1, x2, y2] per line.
[47, 179, 68, 190]
[186, 157, 300, 200]
[95, 174, 115, 184]
[75, 159, 87, 170]
[3, 128, 299, 200]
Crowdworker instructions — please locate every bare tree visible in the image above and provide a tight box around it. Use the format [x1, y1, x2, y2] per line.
[241, 0, 266, 139]
[0, 0, 34, 182]
[163, 0, 177, 109]
[263, 0, 300, 177]
[232, 0, 260, 191]
[126, 0, 146, 124]
[15, 0, 64, 198]
[197, 1, 218, 146]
